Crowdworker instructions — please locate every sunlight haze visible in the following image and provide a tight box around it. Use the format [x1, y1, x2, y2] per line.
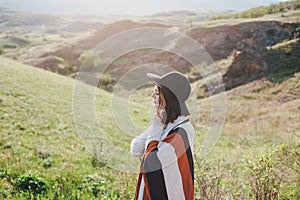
[0, 0, 290, 16]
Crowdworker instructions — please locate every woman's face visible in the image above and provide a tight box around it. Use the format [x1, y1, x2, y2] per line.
[151, 85, 166, 119]
[151, 85, 160, 108]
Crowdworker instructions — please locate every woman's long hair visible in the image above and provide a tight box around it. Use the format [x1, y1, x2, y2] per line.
[157, 85, 182, 125]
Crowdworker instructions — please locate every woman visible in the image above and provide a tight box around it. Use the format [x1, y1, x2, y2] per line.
[130, 71, 194, 200]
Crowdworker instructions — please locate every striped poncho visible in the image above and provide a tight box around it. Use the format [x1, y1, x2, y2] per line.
[130, 116, 194, 200]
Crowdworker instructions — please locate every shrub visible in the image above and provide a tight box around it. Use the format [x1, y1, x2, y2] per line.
[80, 174, 119, 199]
[15, 174, 47, 196]
[79, 50, 103, 69]
[195, 158, 227, 199]
[3, 44, 17, 49]
[100, 74, 116, 86]
[245, 147, 282, 200]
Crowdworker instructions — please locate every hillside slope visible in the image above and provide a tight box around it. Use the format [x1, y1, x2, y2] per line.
[0, 57, 138, 199]
[0, 56, 299, 198]
[14, 19, 299, 94]
[0, 56, 95, 173]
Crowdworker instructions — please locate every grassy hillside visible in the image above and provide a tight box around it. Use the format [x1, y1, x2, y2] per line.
[0, 56, 299, 199]
[0, 57, 137, 199]
[210, 0, 300, 21]
[194, 10, 300, 29]
[135, 10, 235, 25]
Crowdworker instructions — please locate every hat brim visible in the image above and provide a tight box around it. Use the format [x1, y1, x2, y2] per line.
[180, 102, 190, 115]
[146, 73, 162, 86]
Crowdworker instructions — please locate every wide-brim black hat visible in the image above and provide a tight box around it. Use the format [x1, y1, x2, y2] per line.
[147, 71, 191, 115]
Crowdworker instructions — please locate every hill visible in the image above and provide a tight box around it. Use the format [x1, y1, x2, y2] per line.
[209, 0, 300, 20]
[1, 50, 300, 199]
[6, 20, 173, 78]
[0, 57, 139, 199]
[1, 0, 298, 96]
[135, 10, 235, 25]
[0, 6, 105, 32]
[1, 1, 297, 95]
[6, 18, 299, 92]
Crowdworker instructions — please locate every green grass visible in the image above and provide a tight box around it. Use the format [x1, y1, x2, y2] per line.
[192, 65, 300, 198]
[266, 38, 300, 83]
[197, 2, 300, 28]
[0, 57, 137, 199]
[0, 56, 299, 199]
[209, 0, 300, 20]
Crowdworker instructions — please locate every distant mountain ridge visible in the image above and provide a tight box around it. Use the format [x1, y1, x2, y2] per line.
[0, 5, 234, 28]
[0, 6, 105, 32]
[135, 10, 235, 25]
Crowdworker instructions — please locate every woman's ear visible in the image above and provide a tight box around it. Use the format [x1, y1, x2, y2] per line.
[158, 108, 165, 119]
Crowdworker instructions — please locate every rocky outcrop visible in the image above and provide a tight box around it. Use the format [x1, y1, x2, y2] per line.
[223, 38, 268, 90]
[26, 56, 71, 75]
[187, 21, 299, 61]
[190, 21, 300, 94]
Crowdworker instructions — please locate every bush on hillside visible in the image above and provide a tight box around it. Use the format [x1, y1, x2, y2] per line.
[15, 174, 47, 197]
[210, 0, 300, 20]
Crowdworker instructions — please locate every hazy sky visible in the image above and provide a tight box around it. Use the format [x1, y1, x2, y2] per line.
[0, 0, 289, 16]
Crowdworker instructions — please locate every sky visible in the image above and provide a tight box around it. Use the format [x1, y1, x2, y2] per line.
[0, 0, 290, 16]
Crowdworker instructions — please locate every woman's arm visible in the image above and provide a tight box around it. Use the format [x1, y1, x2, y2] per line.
[130, 125, 151, 157]
[131, 115, 164, 158]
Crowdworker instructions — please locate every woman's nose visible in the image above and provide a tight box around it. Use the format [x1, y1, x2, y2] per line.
[151, 92, 155, 98]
